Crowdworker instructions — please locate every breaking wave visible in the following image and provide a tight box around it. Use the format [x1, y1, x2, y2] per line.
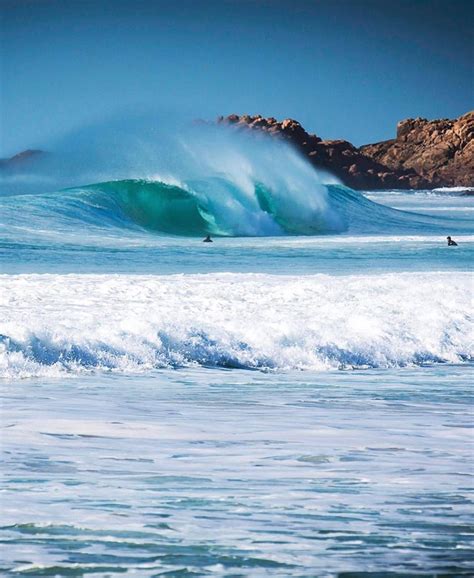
[1, 272, 472, 378]
[3, 119, 470, 238]
[2, 176, 466, 241]
[75, 178, 343, 236]
[73, 177, 464, 236]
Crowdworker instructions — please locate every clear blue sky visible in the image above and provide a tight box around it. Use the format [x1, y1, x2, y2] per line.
[1, 0, 472, 156]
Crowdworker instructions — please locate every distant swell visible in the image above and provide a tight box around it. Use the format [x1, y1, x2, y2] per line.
[1, 272, 471, 378]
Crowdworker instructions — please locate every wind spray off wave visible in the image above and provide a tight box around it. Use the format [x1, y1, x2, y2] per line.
[0, 124, 342, 237]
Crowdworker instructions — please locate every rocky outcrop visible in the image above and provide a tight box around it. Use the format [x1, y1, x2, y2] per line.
[217, 113, 473, 190]
[360, 111, 474, 188]
[0, 149, 45, 170]
[216, 114, 420, 189]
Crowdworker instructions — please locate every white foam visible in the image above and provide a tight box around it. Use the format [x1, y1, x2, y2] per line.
[433, 187, 474, 193]
[1, 272, 472, 378]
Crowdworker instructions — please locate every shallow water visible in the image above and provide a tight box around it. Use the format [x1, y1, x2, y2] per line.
[3, 233, 474, 276]
[1, 181, 473, 575]
[2, 366, 473, 576]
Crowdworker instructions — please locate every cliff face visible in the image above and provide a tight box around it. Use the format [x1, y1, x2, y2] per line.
[217, 113, 473, 190]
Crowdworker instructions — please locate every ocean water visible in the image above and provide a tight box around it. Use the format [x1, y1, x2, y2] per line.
[1, 136, 473, 576]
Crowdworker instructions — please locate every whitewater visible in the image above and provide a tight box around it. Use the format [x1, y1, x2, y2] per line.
[1, 271, 472, 378]
[1, 125, 473, 576]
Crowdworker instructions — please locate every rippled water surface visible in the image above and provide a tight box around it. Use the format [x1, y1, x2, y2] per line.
[2, 366, 473, 577]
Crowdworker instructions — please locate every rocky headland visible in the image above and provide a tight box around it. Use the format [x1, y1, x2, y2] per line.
[0, 148, 45, 169]
[217, 111, 473, 190]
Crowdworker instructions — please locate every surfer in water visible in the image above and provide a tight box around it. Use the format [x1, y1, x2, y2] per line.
[203, 235, 213, 243]
[447, 236, 458, 246]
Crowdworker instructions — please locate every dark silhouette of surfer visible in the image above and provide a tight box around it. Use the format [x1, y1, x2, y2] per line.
[203, 235, 213, 243]
[447, 236, 458, 246]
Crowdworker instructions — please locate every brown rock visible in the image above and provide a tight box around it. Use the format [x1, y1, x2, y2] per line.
[361, 111, 474, 188]
[217, 112, 472, 190]
[217, 114, 425, 189]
